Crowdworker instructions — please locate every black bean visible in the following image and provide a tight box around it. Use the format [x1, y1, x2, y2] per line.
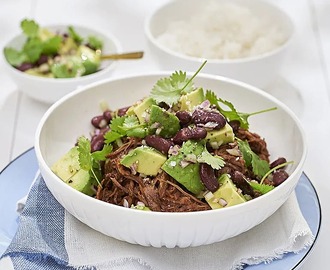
[175, 111, 192, 126]
[270, 157, 287, 169]
[172, 127, 207, 145]
[192, 109, 226, 130]
[117, 106, 130, 116]
[231, 171, 255, 196]
[272, 170, 289, 186]
[37, 54, 48, 66]
[91, 134, 104, 152]
[145, 135, 173, 155]
[17, 62, 34, 72]
[229, 120, 241, 132]
[103, 110, 112, 123]
[91, 115, 107, 129]
[199, 163, 219, 192]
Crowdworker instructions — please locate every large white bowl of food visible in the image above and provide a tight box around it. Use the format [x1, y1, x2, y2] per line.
[35, 63, 306, 248]
[3, 19, 121, 103]
[145, 0, 294, 88]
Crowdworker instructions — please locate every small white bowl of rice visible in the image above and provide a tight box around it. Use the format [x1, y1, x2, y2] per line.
[145, 0, 294, 88]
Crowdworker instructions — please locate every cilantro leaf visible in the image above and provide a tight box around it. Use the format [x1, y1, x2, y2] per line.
[150, 61, 207, 106]
[105, 115, 147, 143]
[104, 131, 122, 144]
[237, 138, 270, 179]
[110, 116, 126, 134]
[77, 136, 93, 171]
[68, 26, 84, 44]
[42, 35, 62, 55]
[150, 76, 183, 105]
[77, 136, 113, 187]
[205, 90, 277, 129]
[88, 36, 103, 50]
[91, 144, 113, 161]
[3, 48, 27, 66]
[197, 146, 225, 170]
[249, 181, 274, 194]
[21, 19, 39, 38]
[23, 37, 43, 63]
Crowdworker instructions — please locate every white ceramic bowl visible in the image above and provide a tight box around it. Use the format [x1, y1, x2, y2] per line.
[145, 0, 294, 88]
[35, 72, 306, 248]
[3, 24, 121, 104]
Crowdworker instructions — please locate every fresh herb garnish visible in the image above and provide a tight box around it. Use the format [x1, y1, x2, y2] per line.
[260, 160, 294, 184]
[87, 36, 103, 50]
[77, 136, 113, 186]
[21, 19, 39, 37]
[205, 90, 277, 129]
[68, 25, 84, 44]
[197, 145, 225, 170]
[237, 138, 270, 179]
[248, 181, 274, 194]
[104, 115, 147, 144]
[150, 60, 207, 106]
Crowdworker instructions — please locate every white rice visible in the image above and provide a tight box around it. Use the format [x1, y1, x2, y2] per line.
[156, 1, 288, 60]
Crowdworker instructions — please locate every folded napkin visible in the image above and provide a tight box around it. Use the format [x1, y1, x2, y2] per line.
[0, 174, 314, 270]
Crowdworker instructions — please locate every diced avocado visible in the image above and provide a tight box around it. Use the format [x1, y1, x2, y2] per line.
[127, 97, 156, 124]
[179, 88, 205, 111]
[131, 203, 151, 211]
[149, 105, 180, 138]
[51, 146, 96, 196]
[120, 146, 167, 176]
[67, 169, 95, 196]
[77, 45, 101, 75]
[51, 146, 81, 182]
[38, 28, 55, 41]
[59, 36, 78, 55]
[25, 68, 54, 78]
[161, 140, 205, 195]
[205, 123, 235, 149]
[204, 174, 246, 209]
[51, 56, 85, 78]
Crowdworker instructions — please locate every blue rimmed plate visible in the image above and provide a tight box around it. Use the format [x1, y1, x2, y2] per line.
[0, 148, 321, 268]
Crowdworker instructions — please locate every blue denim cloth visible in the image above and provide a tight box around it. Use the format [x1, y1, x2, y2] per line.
[0, 175, 94, 270]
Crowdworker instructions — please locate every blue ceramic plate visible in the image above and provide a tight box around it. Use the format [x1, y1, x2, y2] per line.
[0, 148, 321, 269]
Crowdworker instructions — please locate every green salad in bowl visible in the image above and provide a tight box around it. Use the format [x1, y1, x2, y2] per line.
[4, 19, 103, 78]
[51, 62, 293, 212]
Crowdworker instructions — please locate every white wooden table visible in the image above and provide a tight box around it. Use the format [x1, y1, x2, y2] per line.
[1, 0, 329, 269]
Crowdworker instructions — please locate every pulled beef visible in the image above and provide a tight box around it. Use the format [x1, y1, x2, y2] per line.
[235, 127, 270, 162]
[96, 137, 210, 212]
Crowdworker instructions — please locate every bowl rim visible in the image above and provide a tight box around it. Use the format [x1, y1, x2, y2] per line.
[2, 23, 122, 82]
[144, 0, 295, 64]
[34, 71, 307, 217]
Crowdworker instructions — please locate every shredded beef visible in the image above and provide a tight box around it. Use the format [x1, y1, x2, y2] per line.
[96, 137, 210, 212]
[96, 127, 271, 211]
[235, 127, 269, 162]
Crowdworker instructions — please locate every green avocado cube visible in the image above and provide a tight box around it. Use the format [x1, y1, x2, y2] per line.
[179, 88, 205, 111]
[78, 45, 101, 75]
[161, 140, 205, 195]
[67, 169, 95, 196]
[51, 146, 81, 182]
[120, 146, 167, 176]
[128, 97, 156, 124]
[51, 146, 96, 196]
[204, 174, 246, 209]
[149, 105, 180, 138]
[205, 123, 235, 149]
